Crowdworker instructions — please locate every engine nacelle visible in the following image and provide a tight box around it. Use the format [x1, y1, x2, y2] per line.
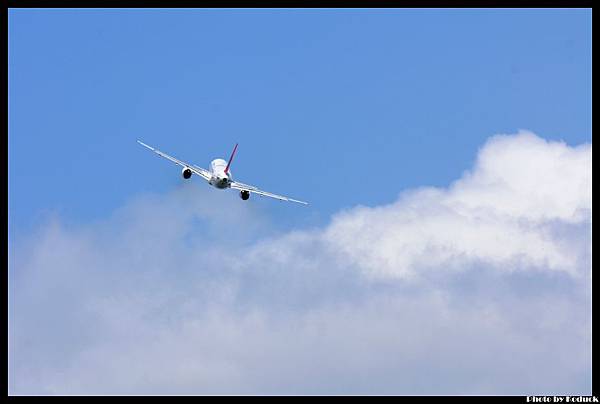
[240, 190, 250, 200]
[182, 167, 192, 179]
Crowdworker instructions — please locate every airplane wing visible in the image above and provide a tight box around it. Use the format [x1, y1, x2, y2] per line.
[137, 140, 211, 181]
[230, 181, 308, 205]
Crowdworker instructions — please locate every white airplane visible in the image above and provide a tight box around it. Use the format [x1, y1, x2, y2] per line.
[137, 140, 308, 205]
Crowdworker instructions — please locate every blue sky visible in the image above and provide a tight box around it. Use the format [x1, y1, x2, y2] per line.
[9, 9, 591, 238]
[8, 9, 592, 395]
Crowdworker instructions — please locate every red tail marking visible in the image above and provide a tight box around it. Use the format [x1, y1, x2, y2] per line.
[224, 143, 238, 174]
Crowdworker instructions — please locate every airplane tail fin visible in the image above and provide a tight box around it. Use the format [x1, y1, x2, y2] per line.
[224, 143, 238, 174]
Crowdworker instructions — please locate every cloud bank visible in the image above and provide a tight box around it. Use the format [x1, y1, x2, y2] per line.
[9, 130, 591, 395]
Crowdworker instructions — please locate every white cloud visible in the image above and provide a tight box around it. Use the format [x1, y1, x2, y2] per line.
[323, 130, 591, 280]
[9, 131, 591, 395]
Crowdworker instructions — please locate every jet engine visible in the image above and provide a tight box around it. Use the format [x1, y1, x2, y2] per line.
[182, 167, 192, 179]
[240, 190, 250, 200]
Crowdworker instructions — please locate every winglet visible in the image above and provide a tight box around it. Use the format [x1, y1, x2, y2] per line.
[224, 143, 238, 174]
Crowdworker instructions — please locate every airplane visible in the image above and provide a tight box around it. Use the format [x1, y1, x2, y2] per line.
[137, 140, 308, 205]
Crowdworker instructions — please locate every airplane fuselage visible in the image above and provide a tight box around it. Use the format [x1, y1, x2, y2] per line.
[208, 158, 232, 189]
